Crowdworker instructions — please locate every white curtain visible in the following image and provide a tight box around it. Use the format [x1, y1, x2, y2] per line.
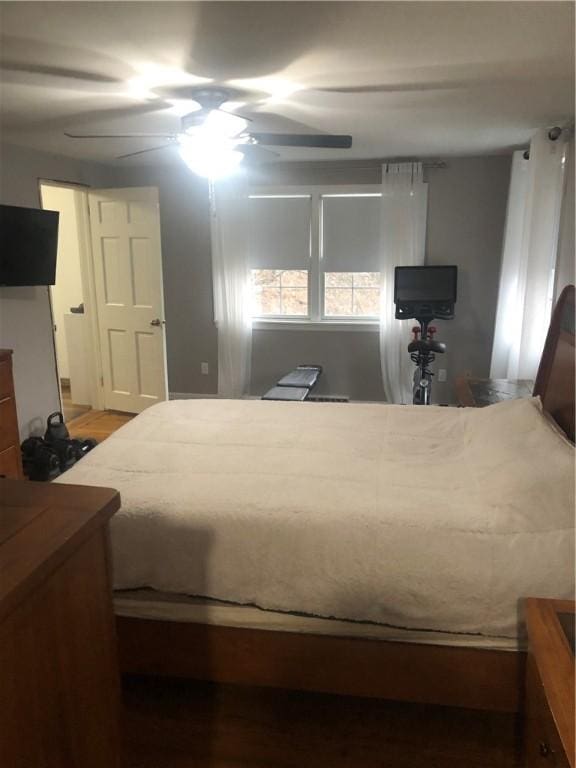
[379, 162, 428, 403]
[210, 170, 252, 398]
[490, 129, 568, 380]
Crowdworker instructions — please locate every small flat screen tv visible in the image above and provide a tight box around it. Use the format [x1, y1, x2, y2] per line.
[394, 265, 458, 303]
[0, 204, 59, 286]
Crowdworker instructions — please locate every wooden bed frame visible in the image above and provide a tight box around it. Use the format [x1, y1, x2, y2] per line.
[116, 286, 575, 714]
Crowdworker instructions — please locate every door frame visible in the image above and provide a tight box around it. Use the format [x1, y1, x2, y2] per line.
[39, 179, 105, 411]
[39, 180, 168, 415]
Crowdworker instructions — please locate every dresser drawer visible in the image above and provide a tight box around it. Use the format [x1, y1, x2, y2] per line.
[0, 397, 19, 452]
[0, 445, 21, 479]
[0, 358, 14, 400]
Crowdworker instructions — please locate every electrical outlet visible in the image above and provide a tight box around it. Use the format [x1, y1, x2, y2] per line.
[201, 362, 209, 375]
[437, 368, 447, 383]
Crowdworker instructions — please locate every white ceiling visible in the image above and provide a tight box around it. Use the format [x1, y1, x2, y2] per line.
[0, 1, 574, 166]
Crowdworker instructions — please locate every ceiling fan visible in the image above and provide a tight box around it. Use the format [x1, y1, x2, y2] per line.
[64, 86, 353, 177]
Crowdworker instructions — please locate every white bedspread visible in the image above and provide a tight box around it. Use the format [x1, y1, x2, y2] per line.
[58, 397, 575, 639]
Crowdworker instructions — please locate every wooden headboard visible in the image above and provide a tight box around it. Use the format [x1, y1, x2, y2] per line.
[533, 285, 575, 442]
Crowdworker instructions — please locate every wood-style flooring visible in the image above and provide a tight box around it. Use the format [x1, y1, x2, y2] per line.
[60, 381, 91, 422]
[122, 677, 522, 768]
[67, 409, 134, 442]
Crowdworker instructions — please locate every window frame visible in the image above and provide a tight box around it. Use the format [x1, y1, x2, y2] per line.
[249, 185, 382, 329]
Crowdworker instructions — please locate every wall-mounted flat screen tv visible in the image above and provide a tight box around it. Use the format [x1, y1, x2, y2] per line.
[0, 204, 59, 286]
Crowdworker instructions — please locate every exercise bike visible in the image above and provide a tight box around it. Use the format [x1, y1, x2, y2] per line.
[408, 320, 446, 405]
[393, 264, 457, 405]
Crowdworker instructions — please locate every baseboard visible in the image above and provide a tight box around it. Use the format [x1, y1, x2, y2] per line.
[169, 392, 220, 400]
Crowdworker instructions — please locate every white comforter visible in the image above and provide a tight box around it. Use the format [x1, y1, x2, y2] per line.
[58, 397, 575, 639]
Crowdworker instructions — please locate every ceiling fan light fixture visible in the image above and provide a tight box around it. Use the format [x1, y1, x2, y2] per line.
[184, 108, 248, 139]
[178, 134, 243, 179]
[206, 109, 249, 138]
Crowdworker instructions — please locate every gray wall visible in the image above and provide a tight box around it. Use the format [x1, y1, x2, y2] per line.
[251, 157, 511, 402]
[110, 163, 218, 395]
[425, 156, 511, 402]
[0, 142, 115, 437]
[115, 155, 511, 402]
[251, 329, 382, 401]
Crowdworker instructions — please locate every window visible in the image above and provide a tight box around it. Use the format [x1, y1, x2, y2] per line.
[321, 193, 381, 320]
[324, 271, 380, 317]
[251, 269, 308, 316]
[249, 187, 381, 325]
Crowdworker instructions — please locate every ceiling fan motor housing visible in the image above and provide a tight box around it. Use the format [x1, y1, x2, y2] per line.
[187, 87, 231, 110]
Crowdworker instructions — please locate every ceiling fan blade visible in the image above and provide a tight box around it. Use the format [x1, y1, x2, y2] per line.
[116, 145, 175, 160]
[0, 61, 121, 84]
[238, 144, 279, 163]
[214, 107, 253, 123]
[314, 82, 467, 95]
[250, 133, 352, 149]
[65, 131, 177, 139]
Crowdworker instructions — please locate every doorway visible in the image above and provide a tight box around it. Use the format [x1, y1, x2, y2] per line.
[40, 182, 97, 421]
[40, 182, 168, 420]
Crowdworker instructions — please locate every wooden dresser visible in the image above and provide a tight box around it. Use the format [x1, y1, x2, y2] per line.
[0, 479, 122, 768]
[0, 349, 23, 478]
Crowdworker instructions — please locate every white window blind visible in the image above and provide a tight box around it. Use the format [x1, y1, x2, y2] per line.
[321, 194, 381, 318]
[249, 196, 311, 269]
[321, 195, 381, 272]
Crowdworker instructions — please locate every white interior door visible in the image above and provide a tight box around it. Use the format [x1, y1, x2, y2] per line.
[88, 187, 167, 413]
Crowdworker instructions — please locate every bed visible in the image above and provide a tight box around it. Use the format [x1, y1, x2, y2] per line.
[57, 286, 575, 713]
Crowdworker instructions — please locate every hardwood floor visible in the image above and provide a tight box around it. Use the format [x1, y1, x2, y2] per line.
[67, 409, 134, 442]
[122, 677, 522, 768]
[60, 381, 91, 422]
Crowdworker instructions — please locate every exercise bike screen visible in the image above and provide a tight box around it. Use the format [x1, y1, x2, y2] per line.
[394, 266, 458, 302]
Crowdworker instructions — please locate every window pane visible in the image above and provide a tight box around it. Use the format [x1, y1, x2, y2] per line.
[325, 272, 353, 288]
[352, 271, 380, 288]
[252, 269, 281, 287]
[353, 288, 380, 317]
[324, 272, 380, 318]
[325, 287, 354, 316]
[280, 269, 308, 288]
[281, 287, 308, 316]
[252, 269, 308, 316]
[253, 286, 281, 315]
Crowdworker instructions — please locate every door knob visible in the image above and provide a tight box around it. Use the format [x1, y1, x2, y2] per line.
[150, 318, 165, 327]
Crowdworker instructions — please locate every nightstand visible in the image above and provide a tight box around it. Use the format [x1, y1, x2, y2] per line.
[524, 598, 575, 768]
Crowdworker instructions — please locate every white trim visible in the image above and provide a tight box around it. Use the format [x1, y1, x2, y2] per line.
[169, 392, 261, 400]
[249, 193, 311, 199]
[40, 180, 105, 411]
[76, 187, 105, 410]
[249, 183, 382, 324]
[252, 319, 379, 332]
[169, 392, 221, 400]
